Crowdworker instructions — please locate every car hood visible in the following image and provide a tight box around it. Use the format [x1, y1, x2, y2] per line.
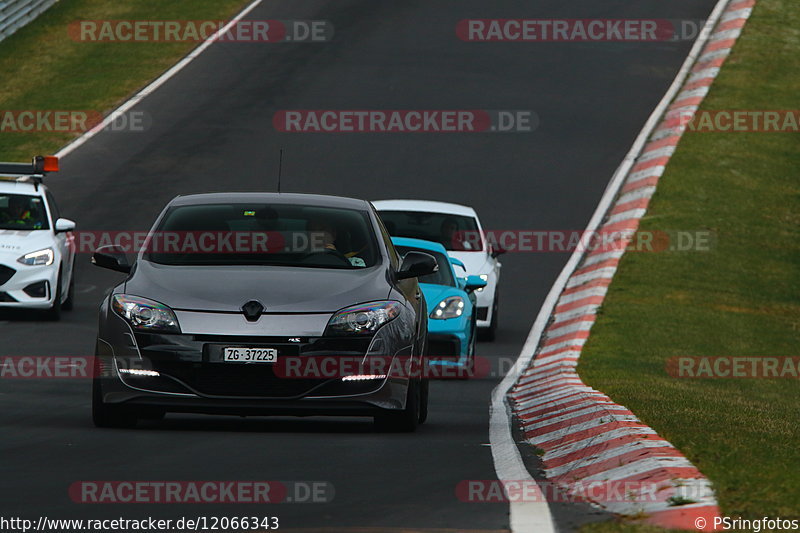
[0, 230, 52, 261]
[124, 260, 393, 313]
[419, 283, 464, 315]
[446, 251, 490, 276]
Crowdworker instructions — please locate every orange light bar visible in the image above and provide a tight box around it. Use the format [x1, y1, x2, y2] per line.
[43, 156, 59, 172]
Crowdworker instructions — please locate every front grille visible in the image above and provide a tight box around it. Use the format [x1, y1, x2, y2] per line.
[428, 336, 460, 358]
[133, 333, 373, 398]
[155, 361, 326, 398]
[477, 306, 489, 321]
[0, 292, 17, 302]
[0, 265, 15, 286]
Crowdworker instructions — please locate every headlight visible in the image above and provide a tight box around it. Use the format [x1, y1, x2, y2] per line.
[476, 274, 489, 293]
[430, 296, 465, 319]
[17, 248, 54, 266]
[112, 294, 181, 333]
[327, 301, 402, 335]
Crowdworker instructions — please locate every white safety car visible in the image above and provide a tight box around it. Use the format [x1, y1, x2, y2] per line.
[0, 156, 76, 319]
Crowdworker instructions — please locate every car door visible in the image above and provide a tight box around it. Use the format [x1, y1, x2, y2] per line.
[45, 189, 74, 285]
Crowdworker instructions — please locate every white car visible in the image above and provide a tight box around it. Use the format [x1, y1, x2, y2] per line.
[0, 170, 76, 319]
[373, 199, 503, 340]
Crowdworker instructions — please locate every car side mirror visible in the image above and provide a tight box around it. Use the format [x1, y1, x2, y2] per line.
[54, 218, 76, 233]
[92, 245, 132, 274]
[397, 251, 438, 280]
[464, 275, 487, 293]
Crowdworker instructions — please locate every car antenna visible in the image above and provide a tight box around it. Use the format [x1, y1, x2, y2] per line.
[277, 148, 283, 193]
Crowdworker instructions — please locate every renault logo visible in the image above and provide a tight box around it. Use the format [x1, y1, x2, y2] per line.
[241, 300, 264, 322]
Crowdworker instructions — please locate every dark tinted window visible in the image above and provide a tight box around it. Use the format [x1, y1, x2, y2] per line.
[395, 246, 455, 287]
[0, 194, 49, 230]
[146, 203, 379, 269]
[378, 210, 482, 251]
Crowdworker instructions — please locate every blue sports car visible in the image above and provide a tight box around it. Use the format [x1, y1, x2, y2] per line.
[391, 237, 486, 377]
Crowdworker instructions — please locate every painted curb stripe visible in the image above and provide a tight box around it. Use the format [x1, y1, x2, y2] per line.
[505, 0, 756, 528]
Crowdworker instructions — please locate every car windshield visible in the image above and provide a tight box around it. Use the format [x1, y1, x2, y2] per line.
[395, 246, 456, 287]
[146, 203, 379, 269]
[378, 210, 482, 251]
[0, 193, 49, 230]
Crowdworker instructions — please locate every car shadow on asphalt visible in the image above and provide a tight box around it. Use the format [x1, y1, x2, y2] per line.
[122, 416, 386, 435]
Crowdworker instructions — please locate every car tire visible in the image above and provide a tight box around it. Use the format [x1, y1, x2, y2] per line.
[374, 378, 420, 433]
[62, 264, 75, 311]
[92, 377, 138, 429]
[44, 272, 62, 321]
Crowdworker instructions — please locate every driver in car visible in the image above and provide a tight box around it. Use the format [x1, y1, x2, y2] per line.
[0, 196, 40, 228]
[440, 217, 473, 251]
[307, 218, 366, 267]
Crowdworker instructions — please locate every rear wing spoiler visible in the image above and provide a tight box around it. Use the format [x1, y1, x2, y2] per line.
[0, 155, 59, 190]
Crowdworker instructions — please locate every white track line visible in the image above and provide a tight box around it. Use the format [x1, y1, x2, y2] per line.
[55, 0, 265, 159]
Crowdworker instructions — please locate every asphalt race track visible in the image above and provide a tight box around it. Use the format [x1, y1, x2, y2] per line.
[0, 0, 718, 530]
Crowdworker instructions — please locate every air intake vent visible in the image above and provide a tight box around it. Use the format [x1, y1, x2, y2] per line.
[0, 264, 16, 286]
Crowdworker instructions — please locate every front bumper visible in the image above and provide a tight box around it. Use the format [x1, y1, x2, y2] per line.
[95, 318, 418, 415]
[474, 276, 497, 328]
[0, 261, 58, 309]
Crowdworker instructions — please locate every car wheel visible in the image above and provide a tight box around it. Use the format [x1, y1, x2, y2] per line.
[44, 272, 62, 321]
[62, 266, 75, 311]
[92, 377, 137, 428]
[374, 378, 420, 433]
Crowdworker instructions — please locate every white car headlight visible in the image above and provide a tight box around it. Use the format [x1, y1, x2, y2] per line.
[112, 294, 181, 333]
[430, 296, 465, 319]
[327, 301, 402, 335]
[475, 274, 489, 292]
[17, 248, 54, 266]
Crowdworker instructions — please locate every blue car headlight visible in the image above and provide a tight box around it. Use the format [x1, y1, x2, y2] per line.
[112, 294, 181, 333]
[430, 296, 465, 320]
[327, 301, 402, 335]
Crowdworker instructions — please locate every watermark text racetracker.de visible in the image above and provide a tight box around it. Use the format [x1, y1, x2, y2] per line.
[458, 479, 708, 505]
[667, 357, 800, 379]
[677, 110, 800, 132]
[273, 110, 538, 133]
[0, 110, 150, 133]
[72, 230, 342, 254]
[457, 19, 713, 42]
[455, 229, 716, 253]
[69, 20, 333, 43]
[70, 480, 333, 504]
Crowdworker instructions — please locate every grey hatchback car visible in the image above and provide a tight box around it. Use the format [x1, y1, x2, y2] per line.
[91, 193, 436, 431]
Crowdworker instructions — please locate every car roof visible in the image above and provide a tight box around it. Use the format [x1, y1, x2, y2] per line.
[391, 236, 449, 254]
[169, 192, 371, 210]
[372, 199, 477, 218]
[0, 178, 45, 195]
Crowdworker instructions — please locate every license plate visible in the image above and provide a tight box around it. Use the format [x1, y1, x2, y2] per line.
[223, 347, 278, 363]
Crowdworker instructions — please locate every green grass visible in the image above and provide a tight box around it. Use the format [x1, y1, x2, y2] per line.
[0, 0, 250, 160]
[580, 0, 800, 530]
